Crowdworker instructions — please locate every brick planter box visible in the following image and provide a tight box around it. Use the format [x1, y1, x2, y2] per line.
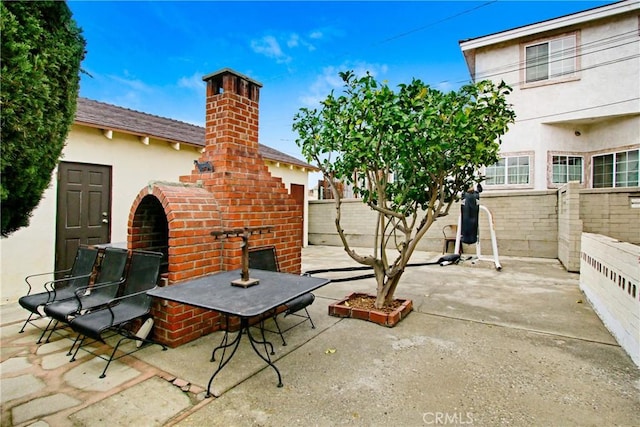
[328, 292, 413, 327]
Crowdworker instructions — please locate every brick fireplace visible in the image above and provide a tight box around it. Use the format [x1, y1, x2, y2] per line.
[127, 68, 303, 347]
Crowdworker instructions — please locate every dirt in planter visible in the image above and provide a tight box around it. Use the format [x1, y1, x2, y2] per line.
[344, 294, 403, 313]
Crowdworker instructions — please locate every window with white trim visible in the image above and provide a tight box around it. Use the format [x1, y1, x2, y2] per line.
[592, 149, 639, 188]
[525, 35, 576, 83]
[485, 156, 530, 186]
[552, 155, 583, 184]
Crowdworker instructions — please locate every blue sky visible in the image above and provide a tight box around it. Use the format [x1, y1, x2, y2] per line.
[68, 1, 613, 162]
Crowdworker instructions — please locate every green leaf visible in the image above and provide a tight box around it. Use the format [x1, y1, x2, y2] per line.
[292, 70, 515, 301]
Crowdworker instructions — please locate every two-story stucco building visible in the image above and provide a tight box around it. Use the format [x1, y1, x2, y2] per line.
[462, 1, 640, 365]
[459, 0, 639, 191]
[309, 0, 638, 262]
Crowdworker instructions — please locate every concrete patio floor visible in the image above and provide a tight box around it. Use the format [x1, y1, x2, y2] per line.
[1, 245, 639, 426]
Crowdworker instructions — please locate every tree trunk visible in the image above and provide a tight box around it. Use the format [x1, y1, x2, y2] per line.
[374, 266, 405, 309]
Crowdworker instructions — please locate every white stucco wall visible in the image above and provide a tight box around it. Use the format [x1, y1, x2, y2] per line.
[471, 12, 640, 191]
[67, 126, 202, 242]
[0, 126, 198, 304]
[0, 125, 311, 304]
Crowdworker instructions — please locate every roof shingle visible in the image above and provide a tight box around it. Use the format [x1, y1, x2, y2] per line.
[74, 97, 316, 170]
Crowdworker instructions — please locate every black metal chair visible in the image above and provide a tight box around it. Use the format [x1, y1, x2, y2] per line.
[42, 247, 130, 343]
[18, 246, 100, 342]
[249, 246, 316, 346]
[68, 250, 167, 378]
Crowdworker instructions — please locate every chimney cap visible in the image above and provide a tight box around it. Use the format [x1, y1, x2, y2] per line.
[202, 68, 263, 88]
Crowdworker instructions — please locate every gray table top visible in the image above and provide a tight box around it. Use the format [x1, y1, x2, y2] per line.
[147, 269, 330, 317]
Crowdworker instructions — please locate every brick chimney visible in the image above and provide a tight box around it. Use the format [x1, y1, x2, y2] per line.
[128, 68, 303, 346]
[201, 68, 262, 168]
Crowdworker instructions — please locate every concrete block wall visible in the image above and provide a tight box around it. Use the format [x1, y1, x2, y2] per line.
[308, 199, 464, 254]
[580, 233, 639, 367]
[580, 189, 640, 245]
[308, 200, 378, 248]
[309, 190, 559, 259]
[558, 182, 584, 272]
[477, 191, 558, 258]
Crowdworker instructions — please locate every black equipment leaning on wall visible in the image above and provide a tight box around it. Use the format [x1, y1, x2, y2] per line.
[460, 183, 482, 244]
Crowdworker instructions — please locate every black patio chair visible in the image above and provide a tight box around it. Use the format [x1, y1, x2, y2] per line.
[249, 246, 316, 346]
[42, 247, 130, 343]
[18, 246, 100, 342]
[68, 250, 167, 378]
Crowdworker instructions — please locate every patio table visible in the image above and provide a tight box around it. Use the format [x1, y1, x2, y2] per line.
[147, 268, 330, 397]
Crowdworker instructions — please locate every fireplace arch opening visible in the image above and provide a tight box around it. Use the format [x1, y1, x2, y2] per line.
[130, 194, 169, 274]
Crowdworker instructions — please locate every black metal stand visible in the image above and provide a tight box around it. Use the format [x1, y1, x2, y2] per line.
[211, 226, 273, 287]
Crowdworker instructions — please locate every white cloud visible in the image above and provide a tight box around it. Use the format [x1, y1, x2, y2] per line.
[251, 31, 321, 64]
[292, 31, 318, 51]
[435, 80, 453, 92]
[309, 31, 323, 40]
[118, 91, 144, 106]
[177, 72, 205, 92]
[109, 75, 154, 93]
[299, 62, 389, 107]
[251, 35, 291, 64]
[287, 33, 300, 48]
[350, 62, 389, 80]
[300, 39, 316, 52]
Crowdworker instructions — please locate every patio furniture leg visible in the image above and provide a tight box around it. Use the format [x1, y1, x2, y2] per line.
[99, 336, 126, 378]
[70, 335, 86, 362]
[207, 322, 244, 398]
[257, 319, 275, 356]
[67, 333, 83, 356]
[211, 315, 235, 362]
[305, 308, 316, 329]
[43, 319, 61, 343]
[271, 315, 287, 346]
[246, 320, 282, 388]
[18, 312, 37, 334]
[207, 317, 283, 398]
[37, 318, 56, 344]
[97, 330, 166, 379]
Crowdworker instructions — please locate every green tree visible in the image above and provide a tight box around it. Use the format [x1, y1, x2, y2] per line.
[1, 1, 86, 237]
[294, 71, 515, 308]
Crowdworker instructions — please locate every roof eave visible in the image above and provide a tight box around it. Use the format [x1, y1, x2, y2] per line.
[459, 0, 639, 52]
[74, 120, 204, 148]
[73, 120, 319, 171]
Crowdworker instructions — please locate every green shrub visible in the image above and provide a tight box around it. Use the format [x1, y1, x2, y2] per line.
[1, 1, 86, 237]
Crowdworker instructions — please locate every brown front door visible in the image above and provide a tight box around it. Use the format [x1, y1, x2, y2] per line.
[55, 162, 111, 272]
[290, 183, 305, 245]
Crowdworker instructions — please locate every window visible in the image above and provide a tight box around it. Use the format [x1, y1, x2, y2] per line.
[507, 156, 530, 184]
[592, 149, 639, 188]
[525, 35, 576, 83]
[552, 155, 583, 184]
[485, 156, 530, 186]
[485, 158, 505, 185]
[616, 150, 639, 187]
[593, 154, 614, 188]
